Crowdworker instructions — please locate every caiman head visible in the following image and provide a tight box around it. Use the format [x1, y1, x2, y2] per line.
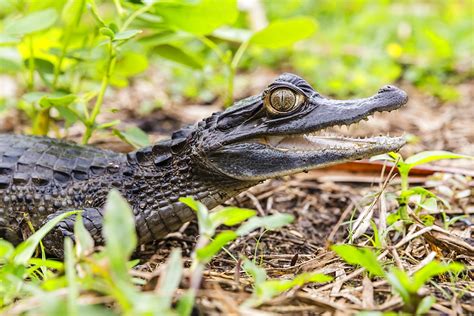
[183, 73, 408, 181]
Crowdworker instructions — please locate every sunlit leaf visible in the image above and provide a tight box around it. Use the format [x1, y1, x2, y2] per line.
[209, 207, 256, 228]
[156, 248, 183, 309]
[114, 126, 150, 148]
[154, 0, 238, 35]
[250, 17, 317, 48]
[331, 244, 384, 277]
[5, 9, 58, 35]
[404, 151, 472, 167]
[114, 30, 142, 41]
[416, 296, 436, 315]
[13, 210, 79, 265]
[196, 231, 237, 263]
[103, 190, 137, 263]
[73, 214, 94, 257]
[411, 261, 464, 292]
[154, 44, 203, 69]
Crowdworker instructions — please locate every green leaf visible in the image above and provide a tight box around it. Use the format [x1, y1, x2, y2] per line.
[418, 197, 438, 213]
[411, 261, 464, 292]
[404, 151, 472, 168]
[64, 238, 78, 316]
[13, 210, 79, 265]
[99, 27, 115, 38]
[385, 268, 411, 303]
[114, 126, 150, 149]
[250, 17, 318, 49]
[416, 296, 436, 315]
[39, 94, 76, 109]
[242, 258, 267, 285]
[209, 207, 256, 228]
[156, 248, 183, 309]
[114, 29, 142, 41]
[114, 52, 149, 78]
[0, 34, 21, 45]
[5, 9, 58, 35]
[154, 0, 238, 35]
[331, 245, 385, 277]
[0, 239, 14, 259]
[179, 197, 212, 235]
[24, 58, 55, 75]
[154, 44, 203, 69]
[103, 190, 137, 263]
[73, 214, 94, 257]
[196, 231, 237, 263]
[236, 213, 294, 236]
[291, 272, 333, 286]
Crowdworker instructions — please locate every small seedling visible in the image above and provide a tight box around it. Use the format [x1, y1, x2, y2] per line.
[332, 244, 464, 314]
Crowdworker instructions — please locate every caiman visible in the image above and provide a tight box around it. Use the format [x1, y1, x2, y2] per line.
[0, 73, 408, 257]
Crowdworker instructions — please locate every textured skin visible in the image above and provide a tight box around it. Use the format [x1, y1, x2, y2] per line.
[0, 134, 250, 256]
[0, 73, 408, 257]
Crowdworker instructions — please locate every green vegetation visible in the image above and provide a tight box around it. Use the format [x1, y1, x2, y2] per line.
[332, 244, 464, 315]
[0, 0, 472, 141]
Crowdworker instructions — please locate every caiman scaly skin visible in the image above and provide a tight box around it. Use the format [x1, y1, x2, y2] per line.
[0, 74, 408, 257]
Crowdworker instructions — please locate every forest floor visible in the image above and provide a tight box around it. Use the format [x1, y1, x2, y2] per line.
[1, 71, 473, 315]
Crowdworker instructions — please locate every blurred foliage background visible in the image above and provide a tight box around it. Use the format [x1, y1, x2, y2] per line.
[0, 0, 472, 141]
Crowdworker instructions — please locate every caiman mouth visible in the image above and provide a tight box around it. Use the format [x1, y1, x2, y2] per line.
[207, 74, 408, 181]
[262, 134, 403, 152]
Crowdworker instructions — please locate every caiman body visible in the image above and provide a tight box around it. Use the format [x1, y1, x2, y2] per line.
[0, 74, 408, 256]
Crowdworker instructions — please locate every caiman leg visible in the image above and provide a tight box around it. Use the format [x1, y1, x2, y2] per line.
[42, 208, 104, 257]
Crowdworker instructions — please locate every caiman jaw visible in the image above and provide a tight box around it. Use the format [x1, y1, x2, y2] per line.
[205, 73, 408, 181]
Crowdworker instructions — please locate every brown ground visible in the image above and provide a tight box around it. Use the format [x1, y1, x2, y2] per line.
[1, 72, 473, 314]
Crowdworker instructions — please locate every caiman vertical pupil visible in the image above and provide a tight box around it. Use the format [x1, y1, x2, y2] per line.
[270, 88, 296, 112]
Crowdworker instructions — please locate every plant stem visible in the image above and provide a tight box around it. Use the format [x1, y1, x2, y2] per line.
[224, 40, 250, 106]
[120, 4, 151, 32]
[82, 40, 116, 144]
[53, 0, 85, 89]
[27, 35, 35, 90]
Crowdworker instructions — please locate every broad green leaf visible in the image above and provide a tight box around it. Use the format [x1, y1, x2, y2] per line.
[24, 58, 55, 74]
[28, 258, 64, 270]
[114, 52, 149, 78]
[73, 214, 94, 257]
[176, 290, 195, 316]
[64, 238, 79, 316]
[61, 0, 86, 27]
[154, 0, 238, 35]
[154, 44, 203, 69]
[114, 127, 150, 148]
[0, 34, 21, 45]
[416, 296, 436, 315]
[114, 29, 142, 41]
[156, 248, 183, 309]
[0, 56, 22, 72]
[0, 239, 14, 259]
[242, 258, 267, 285]
[179, 197, 212, 235]
[236, 213, 294, 236]
[139, 31, 193, 47]
[13, 210, 79, 265]
[209, 207, 256, 228]
[418, 197, 438, 213]
[5, 9, 58, 35]
[22, 91, 49, 103]
[250, 17, 318, 49]
[385, 268, 411, 303]
[196, 231, 237, 263]
[331, 244, 385, 277]
[404, 151, 472, 167]
[291, 272, 333, 285]
[103, 190, 137, 263]
[411, 261, 464, 292]
[39, 94, 76, 109]
[99, 27, 115, 38]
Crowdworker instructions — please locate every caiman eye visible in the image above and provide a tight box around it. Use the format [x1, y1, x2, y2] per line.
[264, 88, 305, 115]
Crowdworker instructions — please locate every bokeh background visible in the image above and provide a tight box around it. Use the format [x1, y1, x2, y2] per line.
[0, 0, 473, 158]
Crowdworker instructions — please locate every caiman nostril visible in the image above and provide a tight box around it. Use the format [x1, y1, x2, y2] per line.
[378, 85, 397, 93]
